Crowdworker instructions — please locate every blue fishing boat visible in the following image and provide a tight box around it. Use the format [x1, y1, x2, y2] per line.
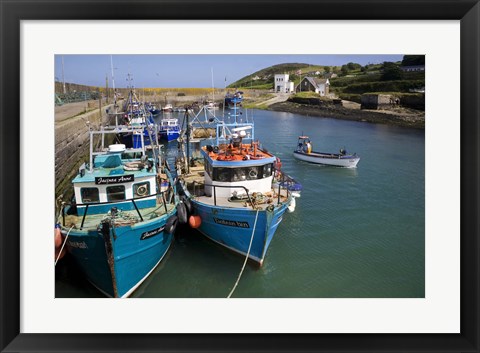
[224, 91, 243, 109]
[176, 103, 300, 265]
[57, 126, 180, 298]
[159, 116, 180, 142]
[146, 102, 161, 117]
[119, 89, 155, 148]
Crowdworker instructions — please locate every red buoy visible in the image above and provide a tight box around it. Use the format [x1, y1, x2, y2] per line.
[55, 247, 65, 261]
[188, 215, 202, 229]
[54, 228, 63, 248]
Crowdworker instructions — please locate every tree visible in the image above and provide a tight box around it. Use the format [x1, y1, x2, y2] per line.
[324, 66, 331, 73]
[346, 62, 361, 71]
[401, 55, 425, 66]
[381, 62, 404, 81]
[341, 65, 349, 76]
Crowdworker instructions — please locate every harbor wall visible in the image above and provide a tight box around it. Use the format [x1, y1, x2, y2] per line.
[55, 102, 114, 199]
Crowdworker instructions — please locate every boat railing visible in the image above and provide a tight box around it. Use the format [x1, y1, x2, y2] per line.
[190, 179, 291, 209]
[60, 189, 173, 230]
[275, 171, 298, 201]
[191, 181, 258, 210]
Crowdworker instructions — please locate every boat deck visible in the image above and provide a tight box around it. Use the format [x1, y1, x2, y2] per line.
[181, 166, 289, 210]
[61, 201, 176, 231]
[204, 143, 273, 162]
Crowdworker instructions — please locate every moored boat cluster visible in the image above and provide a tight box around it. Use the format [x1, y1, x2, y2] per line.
[55, 87, 359, 298]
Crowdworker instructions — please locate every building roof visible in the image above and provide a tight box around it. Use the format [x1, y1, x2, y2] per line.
[303, 77, 329, 89]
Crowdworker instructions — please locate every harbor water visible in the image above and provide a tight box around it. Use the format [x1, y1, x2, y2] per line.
[55, 110, 425, 298]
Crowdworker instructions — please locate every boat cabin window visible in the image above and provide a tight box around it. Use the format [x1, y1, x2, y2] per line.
[122, 152, 143, 160]
[133, 182, 150, 198]
[204, 158, 213, 177]
[106, 185, 126, 202]
[80, 187, 100, 204]
[263, 164, 273, 178]
[212, 164, 273, 182]
[213, 168, 231, 182]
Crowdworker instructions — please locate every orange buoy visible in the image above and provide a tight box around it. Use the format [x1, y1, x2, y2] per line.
[188, 215, 202, 229]
[55, 247, 65, 261]
[54, 227, 63, 248]
[54, 227, 66, 261]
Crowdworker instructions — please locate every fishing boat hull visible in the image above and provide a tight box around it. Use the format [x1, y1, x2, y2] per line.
[186, 194, 289, 265]
[293, 150, 360, 168]
[149, 108, 161, 116]
[119, 130, 153, 148]
[224, 92, 243, 109]
[159, 130, 180, 142]
[63, 216, 175, 298]
[159, 117, 180, 142]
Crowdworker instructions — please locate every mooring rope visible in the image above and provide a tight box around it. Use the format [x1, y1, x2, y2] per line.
[227, 209, 260, 298]
[54, 225, 74, 266]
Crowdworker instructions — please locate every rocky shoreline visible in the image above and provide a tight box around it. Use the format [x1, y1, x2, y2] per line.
[268, 101, 425, 129]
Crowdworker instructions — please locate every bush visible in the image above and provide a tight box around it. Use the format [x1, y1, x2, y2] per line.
[294, 92, 320, 98]
[381, 62, 404, 81]
[338, 94, 362, 104]
[288, 96, 334, 106]
[330, 74, 382, 87]
[342, 80, 424, 94]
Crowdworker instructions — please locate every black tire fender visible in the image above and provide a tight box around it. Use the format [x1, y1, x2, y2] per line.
[177, 202, 188, 224]
[180, 195, 193, 215]
[165, 215, 178, 234]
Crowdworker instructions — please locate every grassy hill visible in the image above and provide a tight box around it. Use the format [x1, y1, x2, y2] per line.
[229, 59, 425, 109]
[228, 56, 425, 113]
[228, 63, 339, 89]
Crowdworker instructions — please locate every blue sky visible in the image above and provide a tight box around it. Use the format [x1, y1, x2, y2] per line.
[55, 54, 404, 88]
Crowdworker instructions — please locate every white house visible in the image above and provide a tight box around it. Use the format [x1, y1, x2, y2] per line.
[274, 74, 295, 93]
[296, 77, 330, 96]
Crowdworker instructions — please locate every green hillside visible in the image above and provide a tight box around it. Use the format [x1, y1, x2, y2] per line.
[228, 63, 338, 89]
[228, 56, 425, 107]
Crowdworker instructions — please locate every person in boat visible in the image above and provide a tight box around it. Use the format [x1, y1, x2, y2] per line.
[302, 139, 312, 154]
[340, 148, 347, 155]
[231, 133, 242, 148]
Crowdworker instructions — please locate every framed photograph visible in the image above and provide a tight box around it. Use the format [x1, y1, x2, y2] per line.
[1, 0, 478, 352]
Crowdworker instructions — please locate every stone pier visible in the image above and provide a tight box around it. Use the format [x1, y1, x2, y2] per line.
[55, 100, 116, 198]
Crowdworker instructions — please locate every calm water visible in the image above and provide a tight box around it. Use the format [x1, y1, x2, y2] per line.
[56, 110, 425, 298]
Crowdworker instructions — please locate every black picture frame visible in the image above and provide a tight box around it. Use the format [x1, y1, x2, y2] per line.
[1, 0, 478, 352]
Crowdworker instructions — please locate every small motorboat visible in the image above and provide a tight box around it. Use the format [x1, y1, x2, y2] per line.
[293, 136, 360, 168]
[162, 103, 173, 112]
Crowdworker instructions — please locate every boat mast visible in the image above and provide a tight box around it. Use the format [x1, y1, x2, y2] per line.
[223, 75, 226, 118]
[110, 55, 116, 106]
[61, 55, 66, 94]
[127, 73, 134, 117]
[211, 67, 215, 104]
[186, 111, 190, 174]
